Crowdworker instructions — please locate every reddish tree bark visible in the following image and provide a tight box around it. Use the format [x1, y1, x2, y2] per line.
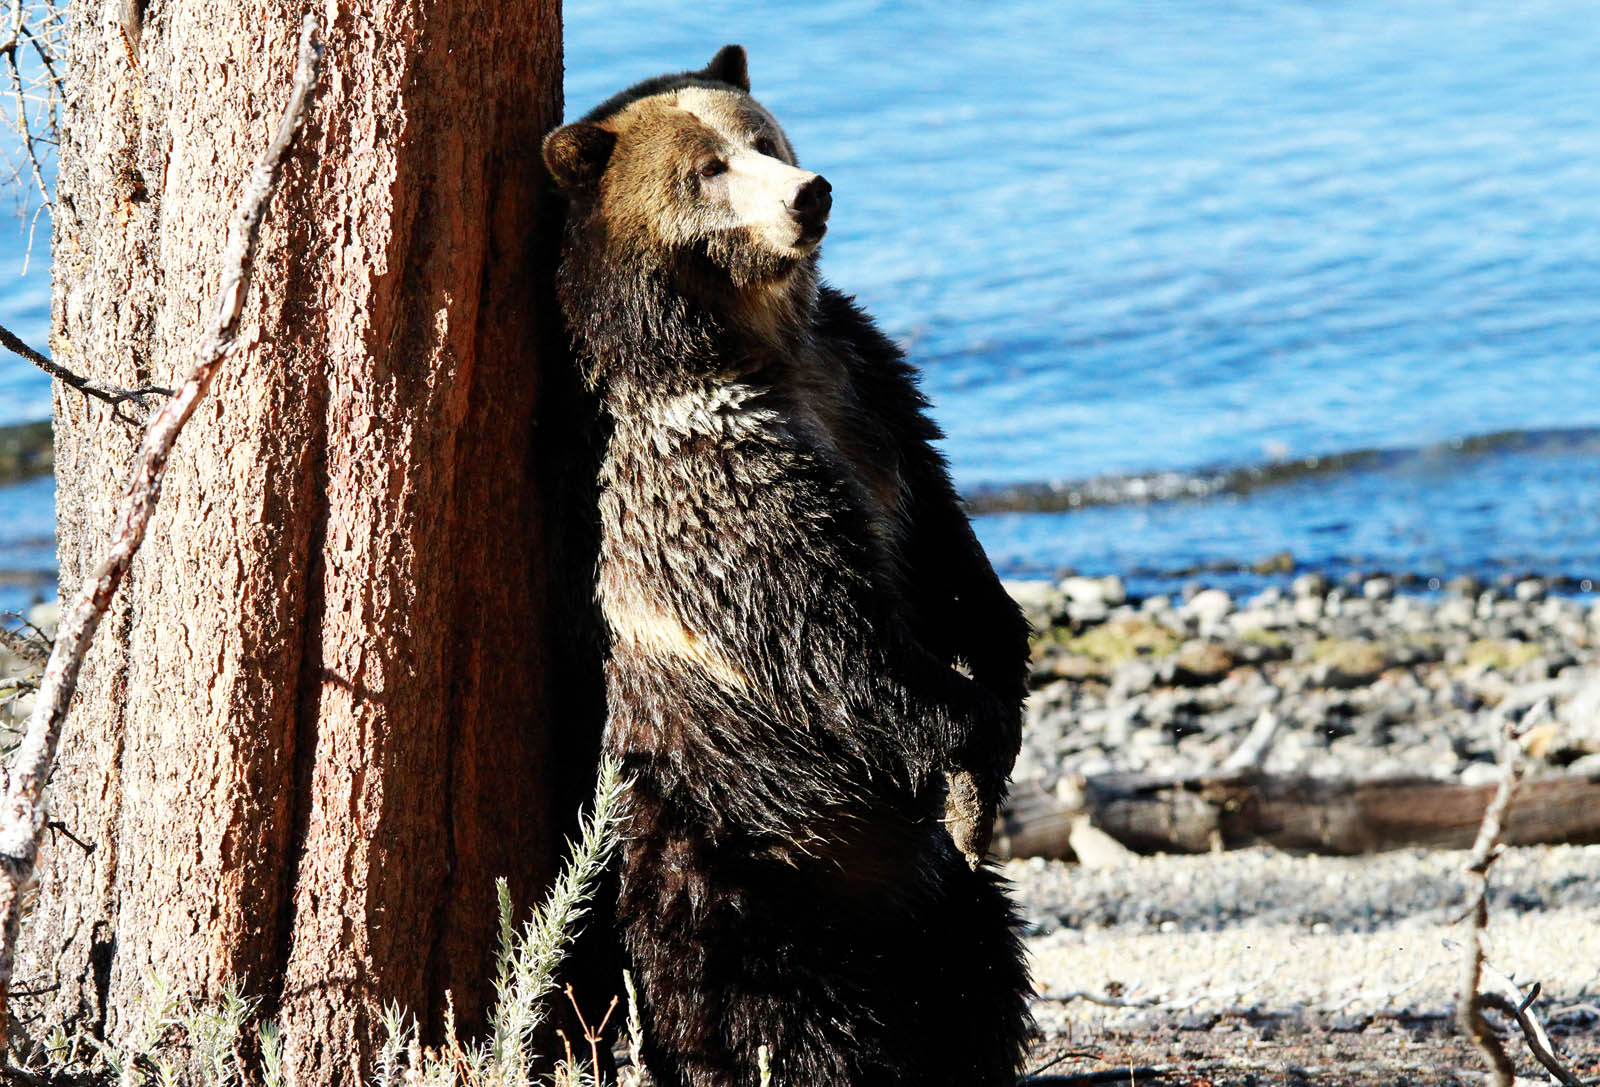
[22, 1, 582, 1082]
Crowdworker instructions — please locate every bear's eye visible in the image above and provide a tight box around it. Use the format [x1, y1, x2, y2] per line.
[754, 136, 778, 158]
[695, 157, 728, 180]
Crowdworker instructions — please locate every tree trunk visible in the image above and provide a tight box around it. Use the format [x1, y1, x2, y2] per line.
[24, 1, 585, 1082]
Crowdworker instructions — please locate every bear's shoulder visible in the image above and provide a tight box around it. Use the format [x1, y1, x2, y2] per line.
[814, 285, 940, 443]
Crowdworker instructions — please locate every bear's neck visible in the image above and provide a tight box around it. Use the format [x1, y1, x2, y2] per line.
[559, 242, 820, 400]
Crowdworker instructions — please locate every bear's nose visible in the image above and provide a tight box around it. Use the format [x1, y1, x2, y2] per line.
[787, 175, 832, 229]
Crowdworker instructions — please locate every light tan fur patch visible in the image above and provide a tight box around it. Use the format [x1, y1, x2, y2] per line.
[606, 591, 750, 692]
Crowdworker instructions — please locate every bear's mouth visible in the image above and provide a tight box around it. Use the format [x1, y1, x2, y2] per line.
[793, 223, 827, 252]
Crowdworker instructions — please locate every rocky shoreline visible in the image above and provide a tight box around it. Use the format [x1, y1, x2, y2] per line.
[1009, 574, 1600, 791]
[0, 418, 51, 485]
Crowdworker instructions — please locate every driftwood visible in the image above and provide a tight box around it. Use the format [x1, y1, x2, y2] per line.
[993, 770, 1600, 860]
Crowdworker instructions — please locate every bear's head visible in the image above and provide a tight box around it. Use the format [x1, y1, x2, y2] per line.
[543, 46, 832, 300]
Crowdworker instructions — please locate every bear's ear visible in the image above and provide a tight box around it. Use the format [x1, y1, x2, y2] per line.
[702, 44, 750, 93]
[542, 122, 618, 192]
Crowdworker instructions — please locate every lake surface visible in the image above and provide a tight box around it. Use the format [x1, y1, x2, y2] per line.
[3, 0, 1599, 614]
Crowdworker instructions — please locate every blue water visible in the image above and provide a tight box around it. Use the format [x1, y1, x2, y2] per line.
[2, 0, 1599, 607]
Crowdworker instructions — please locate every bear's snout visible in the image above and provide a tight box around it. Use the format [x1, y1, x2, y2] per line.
[787, 175, 832, 235]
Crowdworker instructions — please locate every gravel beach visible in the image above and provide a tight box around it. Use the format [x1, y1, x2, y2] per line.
[1011, 575, 1600, 788]
[1006, 576, 1600, 1083]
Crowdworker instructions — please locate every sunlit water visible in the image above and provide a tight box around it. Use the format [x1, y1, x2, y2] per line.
[2, 0, 1598, 613]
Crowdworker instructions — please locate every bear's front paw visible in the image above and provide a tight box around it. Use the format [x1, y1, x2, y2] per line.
[944, 767, 997, 869]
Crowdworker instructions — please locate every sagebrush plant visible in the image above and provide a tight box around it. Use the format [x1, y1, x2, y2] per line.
[8, 756, 632, 1087]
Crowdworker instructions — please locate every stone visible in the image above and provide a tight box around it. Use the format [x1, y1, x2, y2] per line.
[1310, 639, 1389, 689]
[1060, 574, 1126, 608]
[1168, 641, 1235, 687]
[1291, 572, 1328, 599]
[1362, 577, 1395, 601]
[1066, 599, 1110, 625]
[1458, 761, 1505, 787]
[1067, 814, 1136, 869]
[1005, 580, 1064, 628]
[1110, 658, 1159, 698]
[1292, 595, 1323, 625]
[1514, 578, 1547, 603]
[1182, 589, 1233, 626]
[1436, 597, 1474, 628]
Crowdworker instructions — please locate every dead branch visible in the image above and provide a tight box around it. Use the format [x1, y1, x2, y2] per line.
[1218, 708, 1280, 774]
[0, 0, 61, 220]
[1477, 956, 1586, 1087]
[0, 614, 49, 652]
[1456, 727, 1525, 1087]
[0, 322, 172, 419]
[0, 14, 321, 1046]
[993, 769, 1600, 861]
[0, 624, 45, 667]
[0, 0, 47, 219]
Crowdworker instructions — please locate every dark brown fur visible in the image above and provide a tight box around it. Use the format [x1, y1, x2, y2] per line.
[544, 47, 1033, 1087]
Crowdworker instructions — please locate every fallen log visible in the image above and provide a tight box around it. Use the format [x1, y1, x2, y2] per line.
[992, 771, 1600, 860]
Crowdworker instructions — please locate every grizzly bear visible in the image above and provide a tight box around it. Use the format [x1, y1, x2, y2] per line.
[543, 45, 1034, 1087]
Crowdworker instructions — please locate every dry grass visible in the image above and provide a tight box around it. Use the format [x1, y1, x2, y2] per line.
[6, 758, 632, 1087]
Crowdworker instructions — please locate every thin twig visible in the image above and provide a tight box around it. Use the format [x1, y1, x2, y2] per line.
[0, 613, 49, 652]
[0, 322, 172, 418]
[2, 0, 48, 215]
[1478, 958, 1586, 1087]
[1456, 727, 1525, 1087]
[0, 14, 322, 1046]
[0, 625, 45, 667]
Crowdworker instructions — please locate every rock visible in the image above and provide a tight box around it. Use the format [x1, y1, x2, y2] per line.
[1060, 574, 1126, 609]
[1005, 580, 1064, 629]
[1247, 586, 1284, 609]
[1182, 589, 1233, 626]
[1514, 578, 1548, 603]
[1140, 594, 1172, 615]
[1168, 641, 1235, 687]
[1250, 551, 1295, 575]
[1567, 676, 1600, 747]
[1292, 595, 1323, 625]
[1362, 577, 1394, 601]
[1046, 616, 1182, 668]
[1446, 575, 1483, 598]
[1034, 649, 1108, 682]
[1067, 814, 1136, 869]
[1110, 658, 1158, 699]
[1436, 597, 1474, 628]
[1458, 761, 1505, 787]
[1310, 639, 1388, 689]
[1291, 573, 1328, 599]
[1065, 599, 1110, 625]
[1233, 628, 1292, 664]
[1462, 639, 1543, 675]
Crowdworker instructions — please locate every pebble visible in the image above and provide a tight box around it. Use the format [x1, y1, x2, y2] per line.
[1361, 577, 1394, 601]
[1291, 572, 1327, 599]
[1060, 574, 1126, 609]
[1182, 588, 1232, 626]
[1514, 577, 1548, 603]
